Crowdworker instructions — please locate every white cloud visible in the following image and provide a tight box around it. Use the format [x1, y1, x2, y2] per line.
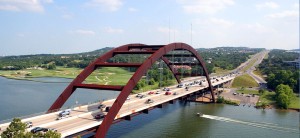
[0, 0, 51, 12]
[177, 0, 234, 14]
[72, 29, 96, 35]
[85, 0, 122, 12]
[267, 10, 299, 18]
[105, 27, 124, 34]
[256, 2, 279, 9]
[128, 7, 138, 12]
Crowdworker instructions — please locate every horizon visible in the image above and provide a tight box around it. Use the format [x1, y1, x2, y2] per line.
[0, 0, 299, 56]
[2, 45, 299, 57]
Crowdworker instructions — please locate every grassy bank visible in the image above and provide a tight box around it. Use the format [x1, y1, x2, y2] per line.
[232, 74, 259, 88]
[258, 91, 300, 109]
[289, 96, 300, 109]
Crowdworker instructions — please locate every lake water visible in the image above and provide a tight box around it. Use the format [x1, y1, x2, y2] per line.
[0, 77, 299, 138]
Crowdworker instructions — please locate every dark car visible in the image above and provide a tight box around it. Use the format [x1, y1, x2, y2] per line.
[98, 104, 106, 109]
[31, 127, 46, 133]
[105, 106, 111, 112]
[140, 95, 146, 99]
[146, 99, 154, 104]
[94, 114, 105, 119]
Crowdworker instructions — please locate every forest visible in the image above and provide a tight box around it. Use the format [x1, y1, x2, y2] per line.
[0, 47, 261, 75]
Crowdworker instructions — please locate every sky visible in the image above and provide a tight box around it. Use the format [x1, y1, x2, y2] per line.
[0, 0, 299, 56]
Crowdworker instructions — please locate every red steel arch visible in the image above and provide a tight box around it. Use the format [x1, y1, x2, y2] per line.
[48, 42, 214, 138]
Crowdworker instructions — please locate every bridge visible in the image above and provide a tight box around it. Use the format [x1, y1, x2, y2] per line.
[0, 43, 235, 137]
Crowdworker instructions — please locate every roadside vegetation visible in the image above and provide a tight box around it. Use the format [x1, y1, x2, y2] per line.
[257, 49, 299, 109]
[241, 57, 257, 72]
[253, 69, 264, 78]
[237, 88, 259, 94]
[1, 118, 60, 138]
[231, 74, 258, 88]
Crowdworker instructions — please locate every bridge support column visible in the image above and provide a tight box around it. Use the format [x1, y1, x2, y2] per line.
[124, 115, 131, 121]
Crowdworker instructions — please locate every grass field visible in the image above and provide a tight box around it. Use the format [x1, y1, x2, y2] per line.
[0, 66, 133, 85]
[236, 89, 259, 94]
[232, 74, 259, 88]
[259, 91, 276, 104]
[289, 95, 300, 109]
[214, 67, 230, 75]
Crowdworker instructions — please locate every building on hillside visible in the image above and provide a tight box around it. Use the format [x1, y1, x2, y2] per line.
[283, 58, 300, 68]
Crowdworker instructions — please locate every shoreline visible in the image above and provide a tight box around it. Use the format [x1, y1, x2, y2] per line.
[0, 75, 72, 83]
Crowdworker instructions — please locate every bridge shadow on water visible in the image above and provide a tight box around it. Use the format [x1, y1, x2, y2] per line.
[82, 100, 223, 138]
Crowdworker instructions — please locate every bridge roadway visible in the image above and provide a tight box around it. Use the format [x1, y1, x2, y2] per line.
[0, 76, 234, 137]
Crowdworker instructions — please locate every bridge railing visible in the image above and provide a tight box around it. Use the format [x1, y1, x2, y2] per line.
[0, 99, 105, 125]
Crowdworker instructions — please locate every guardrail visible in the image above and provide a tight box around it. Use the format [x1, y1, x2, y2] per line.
[0, 99, 104, 124]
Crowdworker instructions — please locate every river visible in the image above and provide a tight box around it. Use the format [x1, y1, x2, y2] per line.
[0, 77, 299, 138]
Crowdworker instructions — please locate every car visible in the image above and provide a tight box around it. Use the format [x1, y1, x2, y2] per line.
[156, 91, 160, 94]
[94, 113, 105, 119]
[136, 94, 142, 98]
[98, 104, 106, 109]
[31, 127, 46, 134]
[25, 121, 33, 128]
[148, 91, 154, 95]
[105, 106, 111, 112]
[173, 92, 178, 95]
[56, 113, 68, 120]
[177, 83, 183, 88]
[140, 95, 147, 98]
[127, 97, 130, 100]
[246, 94, 251, 97]
[163, 87, 170, 91]
[233, 92, 237, 95]
[146, 99, 154, 104]
[58, 109, 71, 117]
[165, 91, 172, 95]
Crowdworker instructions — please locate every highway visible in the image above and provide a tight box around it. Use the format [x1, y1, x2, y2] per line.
[0, 75, 234, 137]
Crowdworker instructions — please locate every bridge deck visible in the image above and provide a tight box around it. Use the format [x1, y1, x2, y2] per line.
[0, 76, 234, 137]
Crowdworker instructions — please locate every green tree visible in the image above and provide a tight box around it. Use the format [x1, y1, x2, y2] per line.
[149, 78, 155, 85]
[275, 84, 293, 109]
[1, 118, 33, 138]
[1, 118, 61, 138]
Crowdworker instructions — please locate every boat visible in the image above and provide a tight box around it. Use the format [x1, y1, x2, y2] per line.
[196, 112, 203, 117]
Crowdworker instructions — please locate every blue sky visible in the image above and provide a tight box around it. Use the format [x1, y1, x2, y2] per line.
[0, 0, 299, 56]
